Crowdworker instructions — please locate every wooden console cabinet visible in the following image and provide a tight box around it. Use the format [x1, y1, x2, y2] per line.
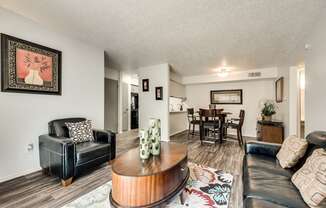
[257, 120, 284, 144]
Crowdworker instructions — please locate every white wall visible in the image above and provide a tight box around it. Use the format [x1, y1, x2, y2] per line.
[105, 68, 119, 80]
[275, 67, 290, 137]
[305, 11, 326, 134]
[169, 71, 187, 136]
[138, 64, 170, 140]
[169, 78, 187, 136]
[288, 66, 303, 137]
[170, 112, 188, 136]
[170, 80, 186, 98]
[185, 79, 274, 137]
[0, 9, 104, 182]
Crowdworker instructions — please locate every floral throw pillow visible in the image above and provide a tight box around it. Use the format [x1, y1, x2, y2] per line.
[276, 135, 308, 168]
[65, 120, 94, 143]
[292, 148, 326, 207]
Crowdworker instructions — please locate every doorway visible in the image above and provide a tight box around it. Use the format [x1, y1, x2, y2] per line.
[104, 78, 118, 132]
[130, 93, 139, 129]
[298, 69, 305, 138]
[122, 83, 129, 132]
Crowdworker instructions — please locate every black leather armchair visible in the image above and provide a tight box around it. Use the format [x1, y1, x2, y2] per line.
[39, 118, 116, 186]
[243, 131, 326, 208]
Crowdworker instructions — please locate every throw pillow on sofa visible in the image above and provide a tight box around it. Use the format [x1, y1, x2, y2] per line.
[292, 148, 326, 208]
[65, 120, 94, 143]
[276, 135, 308, 168]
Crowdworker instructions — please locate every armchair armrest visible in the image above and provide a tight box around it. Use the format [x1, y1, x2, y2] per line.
[93, 129, 116, 160]
[39, 135, 75, 180]
[245, 141, 281, 157]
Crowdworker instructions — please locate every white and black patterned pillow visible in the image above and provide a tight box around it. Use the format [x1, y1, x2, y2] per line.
[65, 120, 94, 143]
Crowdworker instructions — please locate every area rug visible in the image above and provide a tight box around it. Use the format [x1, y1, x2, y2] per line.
[62, 163, 233, 208]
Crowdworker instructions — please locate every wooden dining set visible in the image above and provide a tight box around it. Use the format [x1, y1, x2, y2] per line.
[187, 105, 245, 147]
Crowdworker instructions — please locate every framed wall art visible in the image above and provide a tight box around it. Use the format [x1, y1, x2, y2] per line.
[210, 89, 243, 104]
[142, 79, 149, 92]
[155, 86, 163, 100]
[1, 34, 62, 95]
[275, 77, 284, 103]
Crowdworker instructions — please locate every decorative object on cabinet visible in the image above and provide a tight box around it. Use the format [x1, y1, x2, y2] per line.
[275, 77, 284, 103]
[139, 129, 150, 160]
[155, 86, 163, 100]
[139, 118, 161, 160]
[142, 79, 149, 92]
[210, 89, 243, 104]
[257, 120, 284, 144]
[1, 34, 62, 95]
[149, 118, 161, 156]
[261, 100, 277, 121]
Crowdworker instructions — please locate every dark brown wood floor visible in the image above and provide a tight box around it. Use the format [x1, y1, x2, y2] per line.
[0, 132, 247, 208]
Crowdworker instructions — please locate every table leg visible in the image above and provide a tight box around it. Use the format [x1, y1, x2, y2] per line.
[179, 191, 185, 205]
[199, 124, 203, 144]
[220, 116, 225, 143]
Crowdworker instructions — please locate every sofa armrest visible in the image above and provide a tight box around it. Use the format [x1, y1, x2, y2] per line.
[39, 134, 75, 180]
[245, 141, 281, 157]
[93, 129, 116, 160]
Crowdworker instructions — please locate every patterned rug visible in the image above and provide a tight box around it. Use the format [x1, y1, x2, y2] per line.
[62, 163, 233, 208]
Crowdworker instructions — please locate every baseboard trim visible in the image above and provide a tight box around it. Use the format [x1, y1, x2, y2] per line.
[170, 130, 256, 139]
[170, 130, 188, 137]
[0, 167, 42, 183]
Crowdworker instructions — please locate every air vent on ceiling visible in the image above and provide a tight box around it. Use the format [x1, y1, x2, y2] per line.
[248, 72, 262, 77]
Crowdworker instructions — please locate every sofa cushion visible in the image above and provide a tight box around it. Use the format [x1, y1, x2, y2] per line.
[244, 154, 293, 177]
[66, 120, 94, 143]
[292, 148, 326, 207]
[244, 198, 288, 208]
[276, 135, 308, 168]
[243, 154, 308, 208]
[75, 142, 110, 166]
[306, 131, 326, 148]
[49, 117, 86, 137]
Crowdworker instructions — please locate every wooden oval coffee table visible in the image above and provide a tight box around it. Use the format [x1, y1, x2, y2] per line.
[110, 142, 189, 208]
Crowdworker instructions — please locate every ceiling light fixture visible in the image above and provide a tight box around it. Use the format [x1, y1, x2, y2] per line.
[217, 68, 231, 77]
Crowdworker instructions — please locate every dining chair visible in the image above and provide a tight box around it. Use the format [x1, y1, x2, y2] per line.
[199, 109, 221, 145]
[187, 108, 200, 137]
[215, 108, 224, 113]
[225, 110, 245, 146]
[209, 104, 216, 109]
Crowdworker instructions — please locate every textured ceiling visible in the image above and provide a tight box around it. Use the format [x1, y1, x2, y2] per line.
[1, 0, 325, 75]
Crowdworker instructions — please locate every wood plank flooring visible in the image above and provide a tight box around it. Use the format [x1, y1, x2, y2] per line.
[0, 131, 247, 208]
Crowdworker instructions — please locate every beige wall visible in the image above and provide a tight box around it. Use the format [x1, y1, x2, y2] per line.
[0, 8, 104, 182]
[138, 64, 170, 140]
[275, 67, 290, 137]
[305, 11, 326, 134]
[169, 76, 187, 136]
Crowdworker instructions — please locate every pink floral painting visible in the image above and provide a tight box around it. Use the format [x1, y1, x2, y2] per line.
[16, 48, 53, 86]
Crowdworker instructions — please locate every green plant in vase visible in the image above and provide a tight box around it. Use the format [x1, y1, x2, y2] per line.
[261, 101, 276, 121]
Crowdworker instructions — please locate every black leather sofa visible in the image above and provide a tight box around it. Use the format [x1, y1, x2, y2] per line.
[39, 118, 116, 186]
[243, 131, 326, 208]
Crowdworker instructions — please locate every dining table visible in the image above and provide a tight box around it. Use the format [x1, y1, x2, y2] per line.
[196, 109, 232, 143]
